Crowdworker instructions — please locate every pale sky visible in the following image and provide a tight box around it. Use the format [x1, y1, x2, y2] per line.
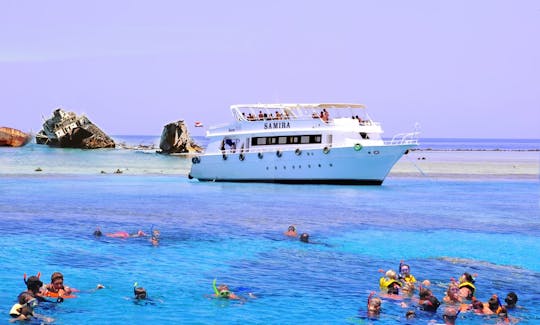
[1, 0, 539, 138]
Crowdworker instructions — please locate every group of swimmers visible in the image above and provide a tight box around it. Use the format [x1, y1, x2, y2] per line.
[9, 272, 85, 322]
[368, 262, 520, 324]
[284, 225, 310, 243]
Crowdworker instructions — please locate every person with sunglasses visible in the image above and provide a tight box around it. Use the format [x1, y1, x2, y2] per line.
[284, 225, 298, 237]
[442, 307, 458, 325]
[44, 272, 74, 298]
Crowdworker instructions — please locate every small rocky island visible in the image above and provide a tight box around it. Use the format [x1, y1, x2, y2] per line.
[0, 127, 31, 147]
[158, 120, 203, 154]
[36, 108, 115, 149]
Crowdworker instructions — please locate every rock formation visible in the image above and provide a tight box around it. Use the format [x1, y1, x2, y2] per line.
[0, 127, 31, 147]
[36, 108, 115, 149]
[159, 120, 203, 154]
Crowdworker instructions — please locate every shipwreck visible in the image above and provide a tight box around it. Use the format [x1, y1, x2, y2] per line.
[36, 108, 115, 149]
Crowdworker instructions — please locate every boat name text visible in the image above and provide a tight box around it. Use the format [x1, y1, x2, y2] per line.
[264, 122, 291, 129]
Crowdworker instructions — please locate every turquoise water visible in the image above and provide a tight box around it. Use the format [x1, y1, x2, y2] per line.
[1, 139, 539, 324]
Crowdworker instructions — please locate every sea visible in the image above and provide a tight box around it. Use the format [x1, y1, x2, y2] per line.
[0, 137, 539, 324]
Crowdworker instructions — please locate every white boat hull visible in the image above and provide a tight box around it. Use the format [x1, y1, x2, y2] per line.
[189, 144, 414, 185]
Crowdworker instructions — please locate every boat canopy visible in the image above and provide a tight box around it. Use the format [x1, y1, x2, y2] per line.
[231, 103, 366, 110]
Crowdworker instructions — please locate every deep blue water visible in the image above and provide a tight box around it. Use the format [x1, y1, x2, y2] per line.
[0, 139, 539, 324]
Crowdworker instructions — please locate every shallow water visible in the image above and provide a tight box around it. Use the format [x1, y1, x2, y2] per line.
[1, 138, 539, 324]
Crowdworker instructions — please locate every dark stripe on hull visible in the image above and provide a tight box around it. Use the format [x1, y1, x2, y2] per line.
[193, 178, 384, 185]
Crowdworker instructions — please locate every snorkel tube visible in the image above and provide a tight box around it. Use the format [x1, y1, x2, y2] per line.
[212, 279, 219, 296]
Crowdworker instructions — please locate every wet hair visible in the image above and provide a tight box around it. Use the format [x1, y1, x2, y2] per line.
[25, 276, 43, 291]
[387, 283, 400, 295]
[462, 272, 475, 284]
[93, 228, 102, 237]
[419, 287, 432, 299]
[51, 272, 63, 283]
[134, 287, 147, 299]
[505, 292, 518, 307]
[420, 295, 440, 312]
[400, 264, 410, 272]
[472, 299, 484, 311]
[405, 309, 415, 319]
[299, 233, 309, 243]
[287, 225, 296, 232]
[488, 295, 499, 312]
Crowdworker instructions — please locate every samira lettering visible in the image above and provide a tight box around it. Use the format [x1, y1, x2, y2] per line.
[264, 122, 291, 129]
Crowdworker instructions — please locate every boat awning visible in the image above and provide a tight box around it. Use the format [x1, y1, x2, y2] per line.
[230, 103, 366, 110]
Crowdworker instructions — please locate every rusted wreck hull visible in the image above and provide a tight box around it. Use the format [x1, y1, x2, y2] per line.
[0, 127, 31, 147]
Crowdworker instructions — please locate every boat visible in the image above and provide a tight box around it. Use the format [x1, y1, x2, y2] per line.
[188, 103, 419, 185]
[35, 108, 115, 148]
[0, 127, 31, 147]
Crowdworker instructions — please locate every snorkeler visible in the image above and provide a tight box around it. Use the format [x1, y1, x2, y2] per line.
[10, 292, 55, 323]
[212, 279, 240, 300]
[106, 230, 147, 238]
[284, 225, 298, 237]
[379, 269, 402, 293]
[418, 287, 440, 312]
[398, 261, 416, 285]
[504, 292, 518, 309]
[151, 229, 160, 246]
[23, 274, 47, 302]
[299, 233, 309, 243]
[457, 272, 476, 300]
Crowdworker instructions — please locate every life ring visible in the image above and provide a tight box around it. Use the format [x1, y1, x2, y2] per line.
[323, 147, 330, 154]
[276, 150, 282, 158]
[192, 157, 200, 164]
[222, 154, 228, 160]
[258, 152, 263, 159]
[354, 143, 362, 151]
[239, 153, 245, 161]
[295, 148, 301, 156]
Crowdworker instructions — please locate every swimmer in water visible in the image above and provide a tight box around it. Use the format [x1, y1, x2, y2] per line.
[457, 272, 476, 300]
[106, 230, 147, 238]
[443, 281, 461, 304]
[284, 225, 298, 237]
[398, 262, 416, 285]
[367, 293, 382, 317]
[151, 229, 160, 246]
[504, 292, 518, 309]
[44, 272, 74, 297]
[299, 233, 309, 243]
[23, 274, 47, 302]
[211, 279, 242, 300]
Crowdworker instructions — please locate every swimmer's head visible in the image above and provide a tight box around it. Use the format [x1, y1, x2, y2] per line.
[51, 272, 64, 290]
[472, 299, 484, 311]
[385, 270, 397, 279]
[368, 297, 381, 314]
[287, 225, 296, 232]
[387, 284, 399, 295]
[299, 233, 309, 243]
[93, 228, 102, 237]
[136, 230, 145, 237]
[400, 264, 410, 275]
[25, 275, 43, 292]
[419, 287, 432, 299]
[405, 310, 416, 319]
[460, 272, 475, 284]
[505, 292, 518, 307]
[134, 287, 147, 299]
[442, 307, 458, 322]
[488, 295, 499, 312]
[217, 284, 231, 298]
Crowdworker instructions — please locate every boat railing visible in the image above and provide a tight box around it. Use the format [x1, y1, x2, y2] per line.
[386, 131, 419, 145]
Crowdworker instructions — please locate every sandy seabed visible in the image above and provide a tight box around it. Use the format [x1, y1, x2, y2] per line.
[390, 150, 540, 179]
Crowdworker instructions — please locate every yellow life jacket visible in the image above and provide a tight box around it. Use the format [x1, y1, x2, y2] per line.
[459, 281, 476, 299]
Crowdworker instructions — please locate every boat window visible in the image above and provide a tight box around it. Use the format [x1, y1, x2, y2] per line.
[250, 134, 322, 146]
